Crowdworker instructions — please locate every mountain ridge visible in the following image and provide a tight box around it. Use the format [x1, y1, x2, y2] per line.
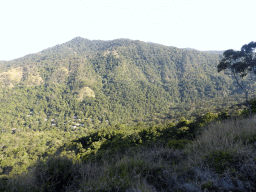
[2, 37, 226, 62]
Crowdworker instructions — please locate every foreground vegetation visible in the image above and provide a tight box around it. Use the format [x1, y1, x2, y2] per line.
[1, 102, 256, 191]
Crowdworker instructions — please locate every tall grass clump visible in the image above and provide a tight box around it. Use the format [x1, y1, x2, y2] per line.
[182, 115, 256, 191]
[190, 116, 256, 154]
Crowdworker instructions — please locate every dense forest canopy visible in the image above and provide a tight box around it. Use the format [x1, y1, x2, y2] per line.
[0, 37, 255, 134]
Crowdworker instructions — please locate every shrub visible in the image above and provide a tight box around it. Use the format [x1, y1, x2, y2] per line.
[201, 180, 214, 190]
[218, 110, 229, 120]
[235, 132, 256, 146]
[0, 176, 8, 192]
[34, 156, 78, 192]
[167, 139, 191, 150]
[176, 117, 190, 129]
[204, 149, 238, 174]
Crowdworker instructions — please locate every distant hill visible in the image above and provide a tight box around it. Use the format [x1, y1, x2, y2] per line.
[204, 50, 225, 54]
[182, 48, 199, 51]
[0, 37, 254, 131]
[182, 48, 224, 54]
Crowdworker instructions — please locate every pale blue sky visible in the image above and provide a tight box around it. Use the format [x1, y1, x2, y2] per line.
[0, 0, 255, 61]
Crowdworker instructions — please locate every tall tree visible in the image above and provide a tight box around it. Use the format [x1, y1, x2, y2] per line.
[217, 41, 256, 116]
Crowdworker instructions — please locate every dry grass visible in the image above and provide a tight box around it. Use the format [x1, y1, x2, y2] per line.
[181, 115, 256, 191]
[0, 67, 23, 85]
[26, 73, 43, 86]
[77, 87, 95, 101]
[59, 67, 68, 74]
[0, 66, 44, 87]
[103, 50, 119, 58]
[188, 116, 256, 155]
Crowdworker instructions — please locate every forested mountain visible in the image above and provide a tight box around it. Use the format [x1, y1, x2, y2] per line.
[0, 37, 254, 133]
[2, 37, 256, 191]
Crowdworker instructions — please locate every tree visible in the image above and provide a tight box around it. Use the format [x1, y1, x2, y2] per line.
[217, 41, 256, 116]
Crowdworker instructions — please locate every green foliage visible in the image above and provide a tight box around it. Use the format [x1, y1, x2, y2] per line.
[241, 98, 256, 116]
[176, 117, 190, 128]
[189, 112, 219, 135]
[218, 109, 230, 120]
[250, 98, 256, 111]
[217, 42, 256, 78]
[200, 112, 218, 125]
[0, 131, 76, 176]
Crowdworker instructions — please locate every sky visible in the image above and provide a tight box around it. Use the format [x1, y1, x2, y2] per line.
[0, 0, 255, 61]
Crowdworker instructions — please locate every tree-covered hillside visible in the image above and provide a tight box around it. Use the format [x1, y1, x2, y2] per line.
[1, 99, 256, 191]
[0, 37, 255, 133]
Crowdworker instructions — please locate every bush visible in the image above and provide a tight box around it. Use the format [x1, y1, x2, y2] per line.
[234, 132, 256, 151]
[167, 139, 191, 150]
[204, 149, 238, 174]
[218, 110, 229, 120]
[0, 176, 8, 192]
[176, 117, 190, 128]
[34, 156, 78, 192]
